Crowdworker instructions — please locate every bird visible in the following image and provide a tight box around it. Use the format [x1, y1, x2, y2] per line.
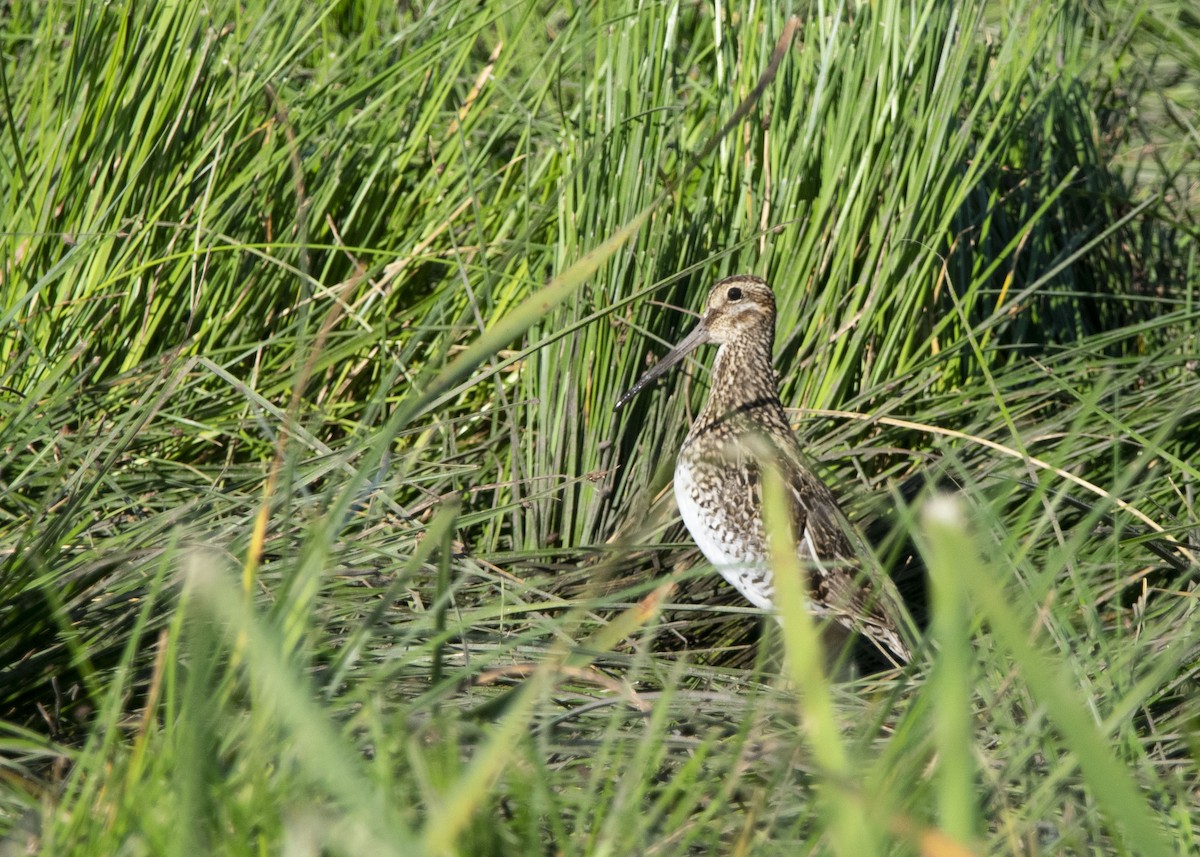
[616, 274, 912, 668]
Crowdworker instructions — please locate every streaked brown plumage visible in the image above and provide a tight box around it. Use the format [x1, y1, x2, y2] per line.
[618, 274, 912, 666]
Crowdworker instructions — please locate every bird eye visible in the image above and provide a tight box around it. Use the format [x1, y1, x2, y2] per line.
[726, 286, 743, 301]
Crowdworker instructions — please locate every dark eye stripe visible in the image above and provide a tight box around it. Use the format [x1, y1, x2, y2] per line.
[727, 286, 743, 301]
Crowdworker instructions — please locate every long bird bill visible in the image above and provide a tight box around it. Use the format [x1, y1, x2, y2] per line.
[615, 324, 711, 411]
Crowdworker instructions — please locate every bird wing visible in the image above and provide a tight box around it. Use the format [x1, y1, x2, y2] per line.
[774, 443, 914, 665]
[686, 430, 914, 665]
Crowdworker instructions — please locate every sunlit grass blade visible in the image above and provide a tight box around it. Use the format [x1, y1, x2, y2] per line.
[182, 551, 414, 855]
[922, 495, 981, 847]
[958, 514, 1179, 856]
[762, 465, 877, 856]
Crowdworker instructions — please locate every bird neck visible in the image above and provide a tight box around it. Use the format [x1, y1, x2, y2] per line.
[691, 326, 791, 439]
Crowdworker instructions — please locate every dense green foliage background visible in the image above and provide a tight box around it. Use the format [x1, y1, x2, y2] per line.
[1, 1, 1197, 854]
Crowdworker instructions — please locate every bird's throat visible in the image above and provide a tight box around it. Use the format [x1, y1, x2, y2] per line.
[689, 332, 790, 441]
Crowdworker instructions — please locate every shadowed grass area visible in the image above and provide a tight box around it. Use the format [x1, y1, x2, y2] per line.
[1, 0, 1198, 854]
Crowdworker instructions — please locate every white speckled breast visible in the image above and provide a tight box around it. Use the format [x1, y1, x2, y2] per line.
[674, 455, 776, 611]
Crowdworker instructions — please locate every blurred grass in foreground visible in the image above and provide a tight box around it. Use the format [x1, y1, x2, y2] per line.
[1, 0, 1198, 854]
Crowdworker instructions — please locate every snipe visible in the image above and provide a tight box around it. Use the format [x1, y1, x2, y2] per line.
[617, 275, 912, 666]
